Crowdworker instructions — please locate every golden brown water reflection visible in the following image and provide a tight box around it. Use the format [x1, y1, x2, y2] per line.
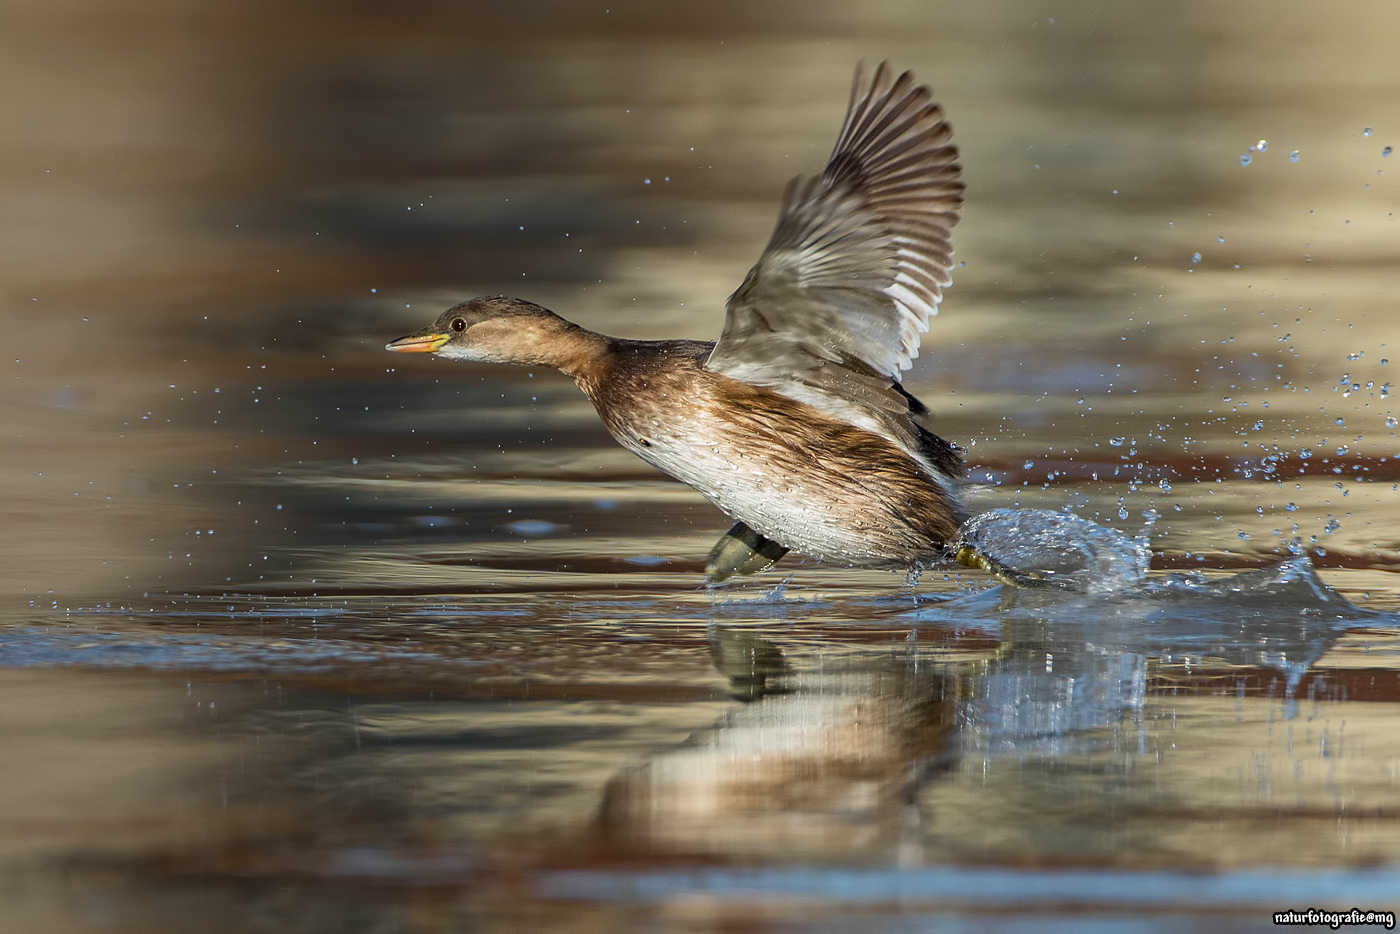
[6, 0, 1400, 929]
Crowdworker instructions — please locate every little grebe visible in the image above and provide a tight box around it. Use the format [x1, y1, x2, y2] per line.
[388, 62, 966, 580]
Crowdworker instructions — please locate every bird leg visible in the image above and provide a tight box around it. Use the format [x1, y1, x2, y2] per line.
[704, 522, 789, 583]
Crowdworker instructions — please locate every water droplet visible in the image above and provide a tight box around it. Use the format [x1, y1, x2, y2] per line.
[1237, 530, 1250, 539]
[1300, 448, 1313, 459]
[1324, 518, 1341, 534]
[1365, 127, 1374, 136]
[1158, 479, 1172, 493]
[1387, 413, 1398, 428]
[1117, 506, 1129, 520]
[1284, 502, 1298, 512]
[1023, 460, 1035, 470]
[1255, 139, 1268, 152]
[1290, 150, 1300, 163]
[1191, 252, 1202, 263]
[1239, 153, 1252, 167]
[1386, 146, 1394, 157]
[1109, 437, 1125, 447]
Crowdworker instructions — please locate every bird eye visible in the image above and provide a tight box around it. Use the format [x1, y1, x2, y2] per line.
[451, 317, 466, 333]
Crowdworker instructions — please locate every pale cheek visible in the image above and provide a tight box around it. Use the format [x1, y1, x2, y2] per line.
[437, 342, 497, 363]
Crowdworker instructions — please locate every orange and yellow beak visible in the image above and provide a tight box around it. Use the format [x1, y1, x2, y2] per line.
[385, 331, 449, 353]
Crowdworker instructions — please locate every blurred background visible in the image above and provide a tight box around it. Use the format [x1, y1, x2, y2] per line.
[4, 0, 1400, 930]
[8, 0, 1399, 600]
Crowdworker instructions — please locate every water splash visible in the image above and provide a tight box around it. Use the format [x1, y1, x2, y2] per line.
[956, 508, 1150, 595]
[709, 576, 817, 611]
[955, 509, 1384, 625]
[1141, 556, 1352, 608]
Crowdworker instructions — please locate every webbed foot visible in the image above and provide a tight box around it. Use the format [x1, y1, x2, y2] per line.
[954, 508, 1149, 592]
[953, 544, 1078, 591]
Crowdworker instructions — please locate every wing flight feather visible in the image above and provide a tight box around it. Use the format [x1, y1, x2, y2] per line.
[707, 62, 963, 404]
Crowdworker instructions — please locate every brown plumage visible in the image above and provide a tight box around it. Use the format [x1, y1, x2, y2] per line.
[388, 62, 966, 578]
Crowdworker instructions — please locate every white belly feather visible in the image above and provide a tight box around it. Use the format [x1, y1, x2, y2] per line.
[611, 416, 938, 568]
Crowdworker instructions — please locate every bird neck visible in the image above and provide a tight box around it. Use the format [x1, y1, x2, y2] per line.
[539, 321, 616, 381]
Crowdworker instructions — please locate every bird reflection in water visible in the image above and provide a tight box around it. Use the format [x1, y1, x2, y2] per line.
[587, 557, 1383, 864]
[595, 627, 966, 861]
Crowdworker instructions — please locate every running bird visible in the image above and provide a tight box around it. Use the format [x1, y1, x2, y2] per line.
[388, 62, 966, 581]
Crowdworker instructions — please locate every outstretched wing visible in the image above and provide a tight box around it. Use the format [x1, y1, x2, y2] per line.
[705, 61, 962, 420]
